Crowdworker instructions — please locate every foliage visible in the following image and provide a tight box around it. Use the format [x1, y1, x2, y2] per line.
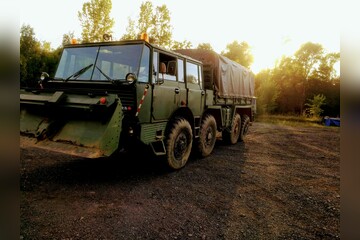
[61, 31, 81, 46]
[255, 69, 279, 114]
[138, 1, 153, 34]
[311, 52, 340, 81]
[221, 41, 254, 68]
[78, 0, 114, 43]
[271, 56, 304, 114]
[197, 43, 214, 51]
[262, 42, 340, 116]
[171, 40, 192, 50]
[294, 42, 324, 80]
[305, 94, 327, 118]
[121, 17, 137, 40]
[149, 4, 172, 48]
[20, 24, 39, 86]
[20, 24, 62, 87]
[121, 1, 173, 48]
[20, 2, 340, 118]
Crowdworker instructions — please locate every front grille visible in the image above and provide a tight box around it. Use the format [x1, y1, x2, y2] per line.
[117, 87, 136, 109]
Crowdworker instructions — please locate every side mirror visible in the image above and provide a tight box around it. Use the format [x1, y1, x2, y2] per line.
[125, 73, 137, 84]
[38, 72, 50, 89]
[40, 72, 50, 81]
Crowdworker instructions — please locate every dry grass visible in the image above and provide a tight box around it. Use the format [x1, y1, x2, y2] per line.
[255, 114, 325, 128]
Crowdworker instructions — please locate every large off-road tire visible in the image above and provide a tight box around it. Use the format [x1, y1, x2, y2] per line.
[223, 113, 241, 145]
[239, 114, 250, 142]
[166, 118, 193, 170]
[197, 115, 217, 157]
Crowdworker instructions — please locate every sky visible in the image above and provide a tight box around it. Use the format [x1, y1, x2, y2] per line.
[19, 0, 340, 74]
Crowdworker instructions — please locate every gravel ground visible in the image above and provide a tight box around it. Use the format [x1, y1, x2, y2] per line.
[20, 122, 340, 239]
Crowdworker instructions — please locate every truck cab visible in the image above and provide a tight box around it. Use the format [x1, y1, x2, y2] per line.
[21, 40, 203, 165]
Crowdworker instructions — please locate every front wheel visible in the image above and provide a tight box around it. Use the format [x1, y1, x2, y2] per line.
[197, 115, 217, 157]
[166, 118, 193, 170]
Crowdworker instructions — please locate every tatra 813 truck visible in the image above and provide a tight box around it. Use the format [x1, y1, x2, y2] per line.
[20, 38, 256, 170]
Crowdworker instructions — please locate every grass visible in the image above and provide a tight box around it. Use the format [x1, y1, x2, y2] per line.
[255, 114, 326, 128]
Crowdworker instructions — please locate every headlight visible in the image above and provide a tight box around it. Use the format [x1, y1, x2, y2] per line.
[125, 73, 137, 82]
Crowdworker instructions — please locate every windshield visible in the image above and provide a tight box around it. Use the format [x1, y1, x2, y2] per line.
[54, 44, 149, 82]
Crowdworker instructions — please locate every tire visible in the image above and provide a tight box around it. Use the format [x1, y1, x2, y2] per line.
[223, 113, 241, 145]
[239, 114, 250, 142]
[197, 115, 217, 157]
[166, 118, 193, 170]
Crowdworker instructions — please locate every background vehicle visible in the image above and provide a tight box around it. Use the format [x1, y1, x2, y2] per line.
[20, 38, 255, 169]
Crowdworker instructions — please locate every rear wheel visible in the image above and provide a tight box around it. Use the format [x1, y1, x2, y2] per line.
[166, 118, 193, 170]
[223, 113, 241, 144]
[239, 114, 250, 142]
[197, 115, 217, 157]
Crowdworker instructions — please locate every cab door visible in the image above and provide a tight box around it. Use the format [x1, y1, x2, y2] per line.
[185, 61, 204, 117]
[152, 51, 182, 121]
[177, 58, 187, 108]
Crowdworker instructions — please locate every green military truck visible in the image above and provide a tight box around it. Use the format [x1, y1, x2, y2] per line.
[20, 39, 256, 170]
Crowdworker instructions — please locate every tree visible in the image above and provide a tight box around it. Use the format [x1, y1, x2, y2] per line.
[197, 43, 214, 51]
[20, 24, 41, 86]
[20, 24, 62, 87]
[148, 4, 172, 47]
[255, 69, 279, 114]
[272, 55, 304, 114]
[294, 42, 324, 80]
[294, 42, 324, 114]
[120, 17, 137, 40]
[270, 42, 330, 115]
[61, 31, 79, 46]
[41, 41, 52, 52]
[122, 1, 189, 49]
[138, 1, 153, 34]
[78, 0, 115, 42]
[221, 41, 254, 69]
[311, 52, 340, 82]
[121, 1, 173, 45]
[20, 25, 39, 61]
[305, 94, 327, 118]
[171, 40, 192, 50]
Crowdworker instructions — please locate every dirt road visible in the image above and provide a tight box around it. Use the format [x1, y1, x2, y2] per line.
[20, 122, 340, 239]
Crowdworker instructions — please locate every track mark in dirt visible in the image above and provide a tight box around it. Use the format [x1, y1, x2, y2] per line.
[21, 122, 340, 239]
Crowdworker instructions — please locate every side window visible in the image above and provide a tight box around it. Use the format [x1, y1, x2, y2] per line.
[198, 65, 203, 88]
[177, 59, 184, 82]
[158, 53, 177, 81]
[186, 62, 199, 84]
[138, 46, 150, 83]
[152, 51, 158, 83]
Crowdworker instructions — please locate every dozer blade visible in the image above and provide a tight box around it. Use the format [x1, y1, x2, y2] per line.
[20, 91, 124, 158]
[20, 136, 105, 158]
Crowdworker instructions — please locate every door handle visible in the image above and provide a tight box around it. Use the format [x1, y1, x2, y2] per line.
[174, 88, 180, 94]
[201, 90, 205, 95]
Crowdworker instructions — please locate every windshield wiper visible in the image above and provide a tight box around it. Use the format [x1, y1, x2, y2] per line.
[65, 64, 93, 82]
[95, 65, 113, 81]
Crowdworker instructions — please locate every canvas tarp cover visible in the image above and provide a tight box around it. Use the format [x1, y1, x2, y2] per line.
[175, 49, 255, 99]
[217, 55, 255, 98]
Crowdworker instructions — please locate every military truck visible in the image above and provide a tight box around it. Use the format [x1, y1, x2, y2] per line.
[20, 38, 256, 170]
